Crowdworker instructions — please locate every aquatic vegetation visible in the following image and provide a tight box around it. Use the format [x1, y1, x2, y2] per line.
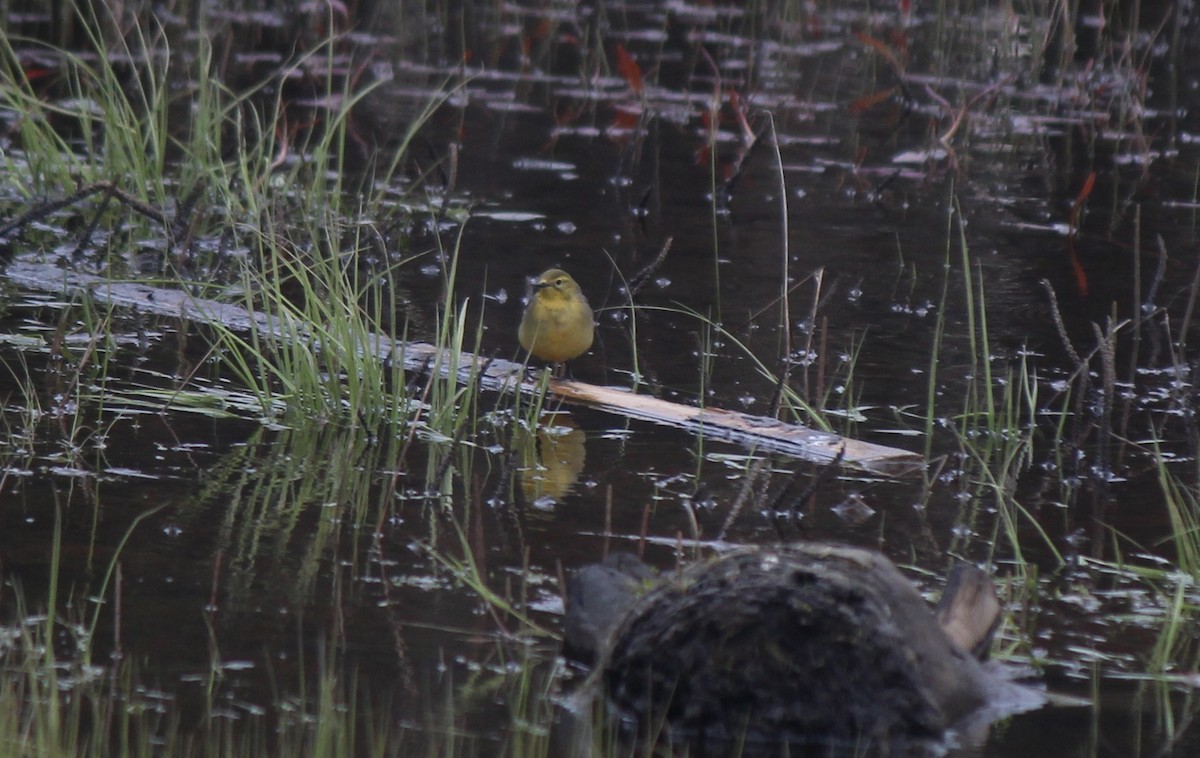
[1, 1, 1199, 756]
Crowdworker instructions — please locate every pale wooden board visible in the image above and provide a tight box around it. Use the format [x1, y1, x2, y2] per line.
[3, 261, 924, 475]
[547, 379, 923, 476]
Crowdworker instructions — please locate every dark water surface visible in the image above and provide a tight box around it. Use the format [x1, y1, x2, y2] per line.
[3, 1, 1200, 755]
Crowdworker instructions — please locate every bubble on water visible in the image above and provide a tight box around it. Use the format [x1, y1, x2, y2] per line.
[831, 494, 875, 524]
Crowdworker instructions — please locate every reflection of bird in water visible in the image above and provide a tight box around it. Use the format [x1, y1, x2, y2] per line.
[519, 268, 594, 375]
[517, 413, 587, 504]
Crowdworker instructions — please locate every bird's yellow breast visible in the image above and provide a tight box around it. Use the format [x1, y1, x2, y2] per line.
[519, 270, 594, 363]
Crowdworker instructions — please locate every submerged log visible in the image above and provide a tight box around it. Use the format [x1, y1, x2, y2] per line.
[565, 544, 1033, 753]
[3, 261, 923, 474]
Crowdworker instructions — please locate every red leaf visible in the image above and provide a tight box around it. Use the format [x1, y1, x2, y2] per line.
[1067, 238, 1089, 297]
[531, 18, 552, 42]
[23, 66, 55, 82]
[610, 106, 641, 131]
[1070, 171, 1097, 228]
[853, 31, 902, 72]
[848, 86, 897, 116]
[1068, 172, 1096, 238]
[1065, 172, 1097, 297]
[553, 102, 575, 126]
[727, 88, 754, 143]
[615, 44, 644, 95]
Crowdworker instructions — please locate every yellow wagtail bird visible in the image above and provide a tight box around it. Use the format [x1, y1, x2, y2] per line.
[519, 268, 594, 373]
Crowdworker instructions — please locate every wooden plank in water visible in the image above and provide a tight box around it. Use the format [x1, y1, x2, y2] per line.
[547, 380, 922, 476]
[3, 261, 924, 476]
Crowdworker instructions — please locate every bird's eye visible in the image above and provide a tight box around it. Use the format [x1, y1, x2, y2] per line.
[555, 278, 565, 286]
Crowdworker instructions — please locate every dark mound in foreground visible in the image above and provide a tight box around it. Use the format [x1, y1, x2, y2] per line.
[567, 544, 1003, 753]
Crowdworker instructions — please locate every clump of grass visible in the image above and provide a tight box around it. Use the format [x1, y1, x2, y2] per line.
[0, 589, 406, 757]
[0, 416, 423, 755]
[0, 6, 527, 757]
[0, 0, 476, 433]
[620, 302, 836, 433]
